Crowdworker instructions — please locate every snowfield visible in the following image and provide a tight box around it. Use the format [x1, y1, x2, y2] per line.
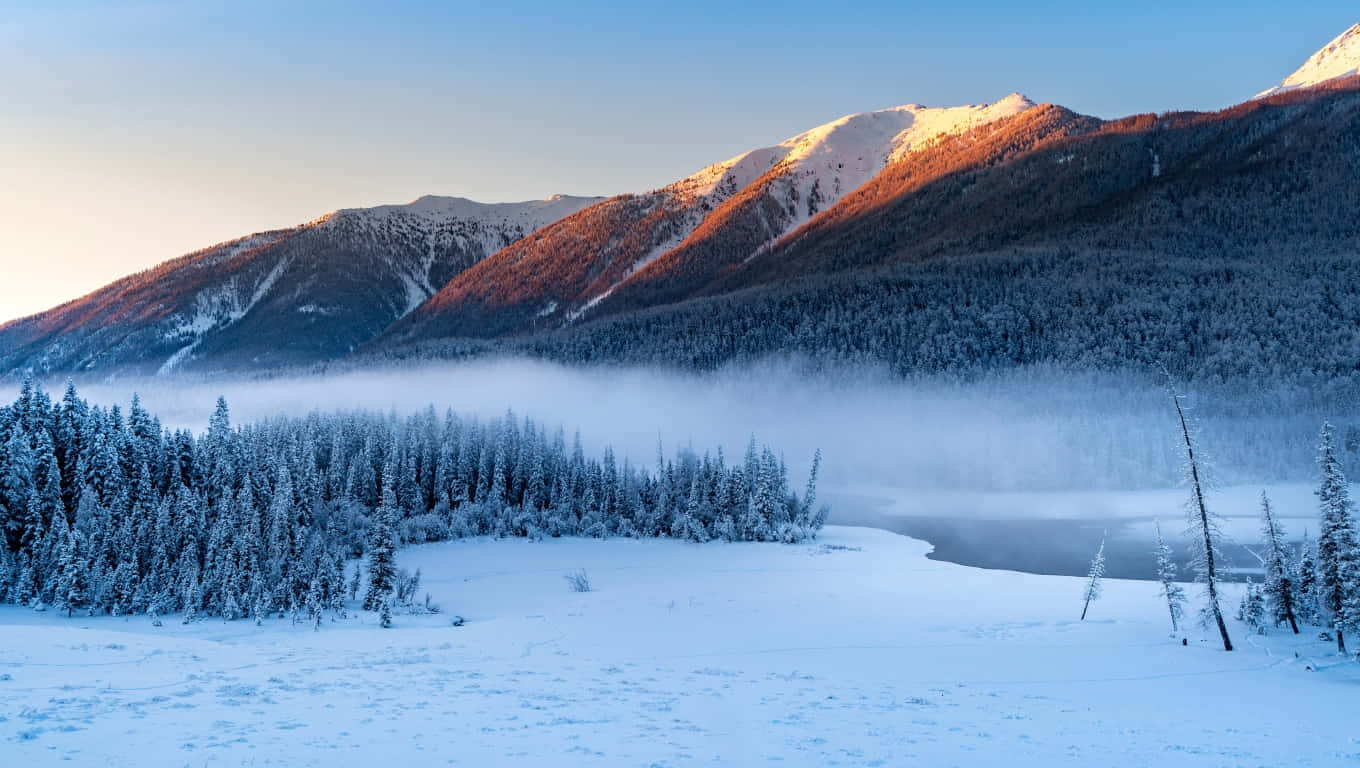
[2, 525, 1356, 767]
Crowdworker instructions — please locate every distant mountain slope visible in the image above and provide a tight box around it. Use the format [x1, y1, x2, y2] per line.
[0, 194, 599, 376]
[375, 80, 1360, 392]
[7, 24, 1360, 384]
[715, 79, 1360, 292]
[384, 94, 1034, 341]
[1257, 23, 1360, 98]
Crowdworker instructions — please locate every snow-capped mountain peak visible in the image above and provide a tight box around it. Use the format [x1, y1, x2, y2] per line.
[334, 193, 601, 226]
[1256, 23, 1360, 98]
[675, 93, 1035, 203]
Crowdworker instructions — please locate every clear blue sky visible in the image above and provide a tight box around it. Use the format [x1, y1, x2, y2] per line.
[1, 0, 1355, 322]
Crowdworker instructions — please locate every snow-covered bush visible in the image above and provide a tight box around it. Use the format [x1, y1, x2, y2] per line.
[564, 570, 591, 593]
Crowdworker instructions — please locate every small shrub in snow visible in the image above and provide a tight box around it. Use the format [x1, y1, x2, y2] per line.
[564, 570, 591, 593]
[399, 513, 451, 545]
[393, 568, 422, 606]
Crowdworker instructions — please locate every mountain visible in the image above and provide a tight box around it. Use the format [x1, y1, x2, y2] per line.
[6, 24, 1360, 385]
[383, 94, 1035, 340]
[1257, 23, 1360, 98]
[408, 82, 1359, 391]
[373, 30, 1360, 392]
[0, 194, 600, 376]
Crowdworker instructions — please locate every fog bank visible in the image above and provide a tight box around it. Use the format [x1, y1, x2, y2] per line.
[3, 358, 1336, 493]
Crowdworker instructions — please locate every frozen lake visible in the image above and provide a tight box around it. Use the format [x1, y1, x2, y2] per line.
[825, 484, 1325, 581]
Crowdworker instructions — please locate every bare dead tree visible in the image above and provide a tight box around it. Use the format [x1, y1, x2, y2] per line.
[1170, 383, 1233, 652]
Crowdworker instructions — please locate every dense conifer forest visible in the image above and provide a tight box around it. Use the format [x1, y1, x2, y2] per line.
[0, 382, 824, 621]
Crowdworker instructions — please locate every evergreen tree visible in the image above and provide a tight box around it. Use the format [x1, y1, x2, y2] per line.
[306, 576, 324, 631]
[182, 573, 201, 624]
[55, 526, 84, 617]
[1080, 535, 1105, 621]
[363, 465, 399, 611]
[1296, 530, 1320, 625]
[1258, 492, 1299, 633]
[1153, 519, 1186, 633]
[1242, 579, 1267, 634]
[1316, 421, 1359, 653]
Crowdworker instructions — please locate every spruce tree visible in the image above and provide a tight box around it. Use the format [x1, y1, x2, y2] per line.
[1153, 519, 1186, 633]
[306, 576, 324, 631]
[1080, 535, 1105, 621]
[55, 526, 84, 617]
[1296, 530, 1320, 625]
[1242, 579, 1267, 635]
[363, 465, 399, 611]
[1316, 421, 1358, 653]
[1259, 492, 1299, 633]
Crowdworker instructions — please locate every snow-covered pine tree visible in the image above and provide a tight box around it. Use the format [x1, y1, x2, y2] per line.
[1170, 383, 1232, 651]
[55, 525, 84, 617]
[306, 576, 324, 631]
[1242, 579, 1267, 634]
[363, 465, 399, 611]
[1153, 519, 1186, 633]
[0, 382, 824, 620]
[1296, 529, 1320, 625]
[1259, 492, 1299, 633]
[1080, 535, 1105, 620]
[1340, 557, 1360, 646]
[182, 573, 201, 624]
[1316, 421, 1359, 653]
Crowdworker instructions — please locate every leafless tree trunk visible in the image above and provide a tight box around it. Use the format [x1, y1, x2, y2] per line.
[1172, 389, 1233, 652]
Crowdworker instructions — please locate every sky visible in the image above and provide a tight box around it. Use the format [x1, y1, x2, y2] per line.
[0, 0, 1355, 323]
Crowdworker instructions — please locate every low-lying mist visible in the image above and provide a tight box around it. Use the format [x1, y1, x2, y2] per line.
[7, 358, 1338, 498]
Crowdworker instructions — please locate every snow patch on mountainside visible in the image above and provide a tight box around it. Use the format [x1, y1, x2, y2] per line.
[1256, 23, 1360, 98]
[190, 232, 288, 269]
[159, 256, 293, 374]
[331, 194, 602, 258]
[397, 271, 430, 318]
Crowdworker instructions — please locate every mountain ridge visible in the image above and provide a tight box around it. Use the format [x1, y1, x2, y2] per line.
[384, 92, 1037, 342]
[4, 24, 1360, 380]
[0, 194, 601, 376]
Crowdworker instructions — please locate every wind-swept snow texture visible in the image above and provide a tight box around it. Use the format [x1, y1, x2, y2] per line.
[2, 526, 1355, 766]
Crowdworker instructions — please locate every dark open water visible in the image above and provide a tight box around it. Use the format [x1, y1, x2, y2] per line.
[829, 506, 1266, 582]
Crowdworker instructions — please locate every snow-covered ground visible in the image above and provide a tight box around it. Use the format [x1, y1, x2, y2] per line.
[2, 526, 1356, 766]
